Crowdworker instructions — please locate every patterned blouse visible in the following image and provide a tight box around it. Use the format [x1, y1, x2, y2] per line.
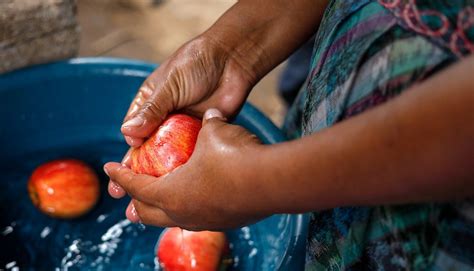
[283, 0, 474, 270]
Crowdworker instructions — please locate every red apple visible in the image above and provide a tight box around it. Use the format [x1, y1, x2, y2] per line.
[157, 227, 229, 271]
[28, 159, 100, 219]
[130, 114, 229, 270]
[131, 114, 201, 177]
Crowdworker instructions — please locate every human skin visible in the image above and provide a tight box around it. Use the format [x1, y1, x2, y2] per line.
[107, 0, 328, 197]
[116, 0, 327, 148]
[104, 0, 474, 230]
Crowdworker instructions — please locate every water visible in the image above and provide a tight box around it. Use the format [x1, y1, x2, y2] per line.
[0, 140, 263, 270]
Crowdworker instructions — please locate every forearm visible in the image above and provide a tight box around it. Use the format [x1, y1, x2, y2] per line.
[253, 56, 474, 214]
[203, 0, 328, 83]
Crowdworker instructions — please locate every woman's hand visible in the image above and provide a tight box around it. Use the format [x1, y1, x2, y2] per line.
[108, 0, 327, 199]
[120, 0, 328, 147]
[121, 37, 256, 148]
[107, 37, 257, 198]
[105, 109, 271, 230]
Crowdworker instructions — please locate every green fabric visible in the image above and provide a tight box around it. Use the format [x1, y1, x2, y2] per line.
[283, 1, 474, 270]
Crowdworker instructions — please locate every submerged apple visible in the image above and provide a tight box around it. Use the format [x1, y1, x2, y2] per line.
[28, 159, 100, 219]
[157, 227, 229, 271]
[130, 114, 201, 177]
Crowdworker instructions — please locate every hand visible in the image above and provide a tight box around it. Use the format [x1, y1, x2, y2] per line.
[119, 0, 328, 147]
[104, 109, 271, 230]
[107, 36, 258, 198]
[108, 0, 328, 199]
[107, 0, 329, 207]
[120, 37, 257, 148]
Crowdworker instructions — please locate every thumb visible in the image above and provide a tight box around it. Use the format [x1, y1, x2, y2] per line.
[202, 108, 227, 126]
[121, 88, 173, 147]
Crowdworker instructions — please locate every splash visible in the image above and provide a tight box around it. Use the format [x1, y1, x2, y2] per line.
[59, 219, 145, 270]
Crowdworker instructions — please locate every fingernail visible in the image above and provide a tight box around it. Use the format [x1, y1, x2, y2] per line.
[127, 203, 141, 223]
[122, 116, 144, 128]
[122, 155, 131, 166]
[109, 181, 121, 192]
[103, 165, 110, 176]
[122, 149, 132, 165]
[125, 136, 133, 146]
[109, 180, 125, 198]
[131, 204, 138, 218]
[204, 108, 224, 120]
[125, 136, 143, 147]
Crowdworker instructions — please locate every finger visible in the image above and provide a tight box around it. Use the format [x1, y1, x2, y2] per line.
[121, 148, 133, 167]
[121, 83, 154, 147]
[200, 108, 262, 150]
[130, 200, 177, 228]
[104, 162, 157, 204]
[124, 136, 143, 147]
[123, 84, 154, 123]
[125, 201, 140, 223]
[106, 148, 133, 198]
[108, 180, 126, 199]
[121, 85, 174, 145]
[202, 108, 227, 126]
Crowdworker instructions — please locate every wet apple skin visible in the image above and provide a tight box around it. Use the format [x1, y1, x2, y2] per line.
[157, 227, 227, 271]
[28, 159, 100, 219]
[131, 114, 202, 177]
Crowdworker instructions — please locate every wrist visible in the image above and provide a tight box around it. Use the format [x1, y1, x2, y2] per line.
[203, 0, 328, 83]
[197, 31, 261, 87]
[251, 139, 327, 215]
[226, 143, 269, 217]
[236, 143, 288, 216]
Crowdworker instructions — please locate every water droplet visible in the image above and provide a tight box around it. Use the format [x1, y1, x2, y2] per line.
[40, 227, 51, 238]
[248, 248, 258, 258]
[241, 226, 251, 239]
[6, 261, 16, 269]
[96, 214, 108, 223]
[2, 226, 13, 236]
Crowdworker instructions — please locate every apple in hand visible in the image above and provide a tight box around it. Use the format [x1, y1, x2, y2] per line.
[157, 227, 229, 271]
[28, 159, 100, 219]
[130, 114, 229, 270]
[131, 114, 201, 177]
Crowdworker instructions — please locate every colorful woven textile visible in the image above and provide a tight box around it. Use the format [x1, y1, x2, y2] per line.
[283, 1, 474, 270]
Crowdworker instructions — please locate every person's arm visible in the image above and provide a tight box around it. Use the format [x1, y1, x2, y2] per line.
[109, 0, 329, 198]
[258, 55, 474, 214]
[120, 0, 328, 147]
[204, 0, 328, 83]
[105, 56, 474, 230]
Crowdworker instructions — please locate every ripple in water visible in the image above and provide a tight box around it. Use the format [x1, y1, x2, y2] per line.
[59, 219, 147, 270]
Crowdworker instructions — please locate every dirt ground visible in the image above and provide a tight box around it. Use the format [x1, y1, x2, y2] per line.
[77, 0, 286, 125]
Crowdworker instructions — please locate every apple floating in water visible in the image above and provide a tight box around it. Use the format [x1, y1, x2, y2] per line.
[28, 159, 100, 219]
[130, 114, 230, 270]
[157, 227, 228, 271]
[130, 113, 202, 177]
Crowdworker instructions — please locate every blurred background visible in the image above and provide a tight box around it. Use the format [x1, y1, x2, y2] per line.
[77, 0, 286, 125]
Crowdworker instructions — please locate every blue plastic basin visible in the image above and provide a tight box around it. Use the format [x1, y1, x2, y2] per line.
[0, 57, 307, 270]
